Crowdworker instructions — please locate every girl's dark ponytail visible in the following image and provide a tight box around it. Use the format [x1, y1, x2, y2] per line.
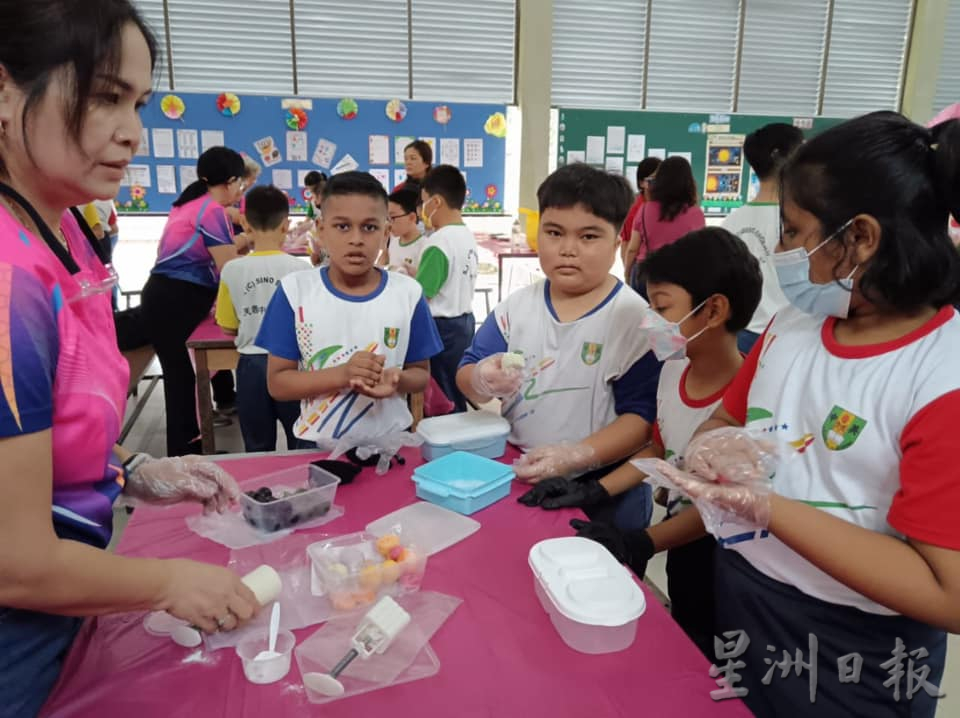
[931, 119, 960, 225]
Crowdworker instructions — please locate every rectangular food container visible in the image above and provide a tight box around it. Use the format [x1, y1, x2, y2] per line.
[411, 451, 515, 515]
[416, 411, 511, 461]
[239, 464, 340, 533]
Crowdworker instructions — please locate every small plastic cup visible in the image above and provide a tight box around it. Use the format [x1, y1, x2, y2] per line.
[236, 629, 296, 684]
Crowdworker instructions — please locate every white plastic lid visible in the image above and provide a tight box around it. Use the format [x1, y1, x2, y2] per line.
[416, 411, 510, 447]
[528, 537, 645, 627]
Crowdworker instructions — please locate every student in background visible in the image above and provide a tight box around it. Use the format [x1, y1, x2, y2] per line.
[624, 156, 704, 288]
[303, 170, 328, 222]
[139, 146, 246, 456]
[619, 157, 662, 264]
[416, 165, 479, 411]
[568, 228, 761, 657]
[257, 172, 441, 455]
[723, 123, 804, 353]
[397, 140, 433, 197]
[381, 187, 424, 275]
[458, 164, 661, 532]
[226, 155, 262, 235]
[216, 186, 305, 452]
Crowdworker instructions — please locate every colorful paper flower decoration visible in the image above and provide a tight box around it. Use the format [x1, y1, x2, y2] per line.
[130, 185, 146, 200]
[485, 184, 498, 199]
[337, 98, 359, 120]
[386, 99, 407, 122]
[160, 94, 185, 120]
[216, 92, 241, 117]
[286, 107, 308, 130]
[484, 112, 507, 138]
[433, 105, 452, 125]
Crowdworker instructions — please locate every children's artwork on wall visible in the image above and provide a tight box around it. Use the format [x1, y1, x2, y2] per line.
[161, 94, 186, 120]
[484, 112, 507, 138]
[217, 92, 241, 117]
[433, 105, 452, 125]
[337, 98, 359, 120]
[386, 99, 408, 122]
[286, 107, 308, 131]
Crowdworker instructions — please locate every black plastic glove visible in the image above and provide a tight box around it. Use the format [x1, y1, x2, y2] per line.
[517, 477, 610, 510]
[569, 519, 656, 575]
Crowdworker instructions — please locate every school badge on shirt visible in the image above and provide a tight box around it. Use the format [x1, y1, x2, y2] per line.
[580, 342, 602, 366]
[384, 327, 400, 349]
[822, 405, 867, 451]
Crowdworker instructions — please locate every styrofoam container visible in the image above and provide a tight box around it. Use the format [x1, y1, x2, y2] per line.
[528, 537, 645, 654]
[411, 451, 515, 515]
[239, 464, 340, 533]
[416, 411, 511, 460]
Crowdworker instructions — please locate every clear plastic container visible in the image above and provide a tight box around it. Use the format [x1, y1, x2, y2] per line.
[307, 532, 427, 612]
[528, 537, 645, 654]
[236, 629, 295, 684]
[416, 412, 511, 461]
[239, 464, 340, 533]
[411, 451, 515, 515]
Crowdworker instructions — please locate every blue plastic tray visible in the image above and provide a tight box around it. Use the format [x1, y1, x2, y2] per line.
[412, 451, 515, 515]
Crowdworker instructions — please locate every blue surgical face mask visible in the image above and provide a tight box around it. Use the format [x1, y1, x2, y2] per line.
[773, 219, 858, 319]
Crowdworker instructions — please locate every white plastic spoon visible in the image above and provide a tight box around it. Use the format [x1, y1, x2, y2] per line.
[254, 602, 281, 662]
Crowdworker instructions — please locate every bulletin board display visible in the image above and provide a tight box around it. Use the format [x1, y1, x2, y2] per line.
[555, 108, 846, 212]
[119, 93, 509, 214]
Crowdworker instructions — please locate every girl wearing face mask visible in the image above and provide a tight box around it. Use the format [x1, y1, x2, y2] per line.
[534, 228, 761, 659]
[671, 112, 960, 718]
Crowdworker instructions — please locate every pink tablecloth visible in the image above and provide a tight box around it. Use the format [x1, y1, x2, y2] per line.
[42, 449, 750, 718]
[186, 314, 233, 346]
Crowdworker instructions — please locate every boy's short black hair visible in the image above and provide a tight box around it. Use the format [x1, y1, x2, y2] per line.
[640, 227, 762, 332]
[537, 163, 634, 230]
[321, 171, 388, 209]
[243, 185, 289, 231]
[388, 188, 420, 215]
[304, 170, 328, 189]
[421, 165, 466, 209]
[744, 123, 805, 181]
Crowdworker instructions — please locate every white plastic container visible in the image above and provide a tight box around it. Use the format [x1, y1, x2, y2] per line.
[236, 629, 295, 684]
[416, 411, 511, 461]
[528, 537, 645, 654]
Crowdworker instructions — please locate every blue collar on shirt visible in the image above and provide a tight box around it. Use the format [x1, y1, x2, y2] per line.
[543, 278, 623, 322]
[320, 266, 388, 302]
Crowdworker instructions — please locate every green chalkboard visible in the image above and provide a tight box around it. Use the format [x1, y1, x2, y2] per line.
[556, 109, 846, 214]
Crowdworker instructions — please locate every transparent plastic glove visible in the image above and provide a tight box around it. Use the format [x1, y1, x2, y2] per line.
[512, 443, 596, 484]
[470, 353, 525, 399]
[662, 462, 773, 529]
[683, 427, 778, 485]
[329, 431, 422, 475]
[124, 455, 241, 514]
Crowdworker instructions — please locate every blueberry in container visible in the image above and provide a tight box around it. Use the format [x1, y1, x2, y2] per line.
[239, 464, 341, 533]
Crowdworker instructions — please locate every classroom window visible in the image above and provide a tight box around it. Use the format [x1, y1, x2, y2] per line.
[135, 0, 171, 91]
[411, 0, 516, 103]
[820, 0, 913, 116]
[933, 0, 960, 115]
[551, 0, 648, 110]
[644, 0, 741, 112]
[164, 0, 296, 93]
[737, 0, 829, 115]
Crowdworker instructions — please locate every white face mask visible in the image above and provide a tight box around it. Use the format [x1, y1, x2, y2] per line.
[772, 219, 857, 319]
[639, 300, 709, 361]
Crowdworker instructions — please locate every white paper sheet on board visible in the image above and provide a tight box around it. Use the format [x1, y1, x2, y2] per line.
[585, 136, 605, 164]
[272, 169, 293, 190]
[152, 128, 174, 158]
[567, 150, 586, 164]
[120, 164, 151, 187]
[179, 165, 198, 189]
[627, 134, 646, 163]
[394, 169, 408, 186]
[648, 148, 666, 160]
[312, 138, 337, 169]
[369, 135, 390, 166]
[606, 126, 626, 155]
[669, 151, 693, 163]
[440, 138, 460, 167]
[395, 136, 414, 165]
[369, 168, 390, 190]
[177, 129, 199, 159]
[200, 130, 225, 153]
[286, 132, 308, 162]
[156, 165, 177, 194]
[331, 154, 359, 175]
[297, 170, 313, 190]
[136, 128, 150, 156]
[463, 139, 484, 168]
[605, 156, 625, 174]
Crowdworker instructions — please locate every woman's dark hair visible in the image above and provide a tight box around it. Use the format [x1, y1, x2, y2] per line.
[781, 111, 960, 311]
[0, 1, 159, 174]
[635, 157, 662, 188]
[640, 227, 762, 332]
[744, 123, 805, 181]
[173, 146, 244, 207]
[405, 140, 434, 169]
[650, 156, 698, 221]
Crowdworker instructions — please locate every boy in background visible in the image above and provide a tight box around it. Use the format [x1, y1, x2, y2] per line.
[257, 172, 442, 457]
[416, 165, 479, 411]
[216, 186, 306, 451]
[381, 187, 423, 275]
[457, 163, 662, 532]
[722, 122, 803, 353]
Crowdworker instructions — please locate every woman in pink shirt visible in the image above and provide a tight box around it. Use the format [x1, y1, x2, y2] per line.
[624, 156, 705, 288]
